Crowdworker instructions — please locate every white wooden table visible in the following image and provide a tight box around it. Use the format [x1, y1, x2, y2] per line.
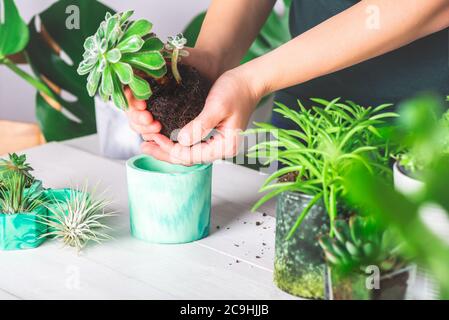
[0, 135, 295, 300]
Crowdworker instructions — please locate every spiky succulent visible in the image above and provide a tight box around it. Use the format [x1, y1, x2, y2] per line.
[41, 186, 115, 252]
[164, 33, 189, 84]
[77, 11, 167, 109]
[0, 173, 44, 214]
[319, 216, 402, 275]
[0, 153, 35, 187]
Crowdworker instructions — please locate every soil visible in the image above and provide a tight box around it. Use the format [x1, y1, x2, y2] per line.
[143, 64, 211, 139]
[279, 171, 299, 183]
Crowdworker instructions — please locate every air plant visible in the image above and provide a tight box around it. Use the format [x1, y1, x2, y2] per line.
[77, 11, 166, 109]
[41, 185, 115, 252]
[0, 173, 43, 214]
[164, 33, 189, 84]
[246, 98, 398, 237]
[0, 153, 35, 187]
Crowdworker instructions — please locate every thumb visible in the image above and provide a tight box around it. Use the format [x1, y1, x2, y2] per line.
[178, 106, 222, 147]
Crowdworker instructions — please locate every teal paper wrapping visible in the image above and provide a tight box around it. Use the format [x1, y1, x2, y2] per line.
[126, 155, 212, 244]
[0, 206, 47, 250]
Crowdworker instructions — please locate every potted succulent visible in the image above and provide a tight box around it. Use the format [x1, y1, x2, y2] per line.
[319, 216, 411, 300]
[246, 98, 397, 299]
[78, 11, 213, 244]
[0, 172, 47, 250]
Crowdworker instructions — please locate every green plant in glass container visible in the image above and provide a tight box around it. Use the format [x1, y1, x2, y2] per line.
[319, 216, 409, 300]
[78, 12, 210, 138]
[245, 98, 397, 299]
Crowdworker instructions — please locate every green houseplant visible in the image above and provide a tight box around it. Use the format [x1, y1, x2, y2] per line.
[319, 216, 410, 300]
[77, 11, 210, 139]
[0, 172, 47, 250]
[246, 98, 397, 299]
[78, 11, 213, 244]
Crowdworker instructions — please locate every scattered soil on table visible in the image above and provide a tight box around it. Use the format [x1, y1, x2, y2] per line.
[143, 64, 211, 139]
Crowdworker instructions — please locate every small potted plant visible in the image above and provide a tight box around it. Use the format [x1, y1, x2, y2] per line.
[246, 99, 397, 299]
[0, 153, 42, 191]
[78, 11, 213, 244]
[0, 172, 47, 250]
[393, 95, 449, 195]
[319, 216, 411, 300]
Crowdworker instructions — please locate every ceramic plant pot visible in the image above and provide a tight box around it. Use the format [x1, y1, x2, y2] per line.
[326, 266, 413, 300]
[95, 97, 142, 160]
[393, 161, 448, 299]
[126, 155, 212, 244]
[274, 191, 329, 299]
[0, 206, 47, 250]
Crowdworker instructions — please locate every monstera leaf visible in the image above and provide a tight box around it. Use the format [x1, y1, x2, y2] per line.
[183, 0, 291, 64]
[26, 0, 115, 141]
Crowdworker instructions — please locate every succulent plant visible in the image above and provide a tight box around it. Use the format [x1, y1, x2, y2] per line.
[41, 186, 115, 252]
[164, 33, 189, 84]
[0, 153, 35, 187]
[0, 173, 44, 214]
[319, 216, 402, 275]
[77, 11, 167, 109]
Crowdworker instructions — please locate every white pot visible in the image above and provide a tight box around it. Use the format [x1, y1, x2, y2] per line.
[393, 162, 423, 196]
[95, 97, 142, 160]
[393, 161, 449, 299]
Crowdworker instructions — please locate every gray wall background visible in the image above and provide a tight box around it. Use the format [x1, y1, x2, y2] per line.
[0, 0, 210, 123]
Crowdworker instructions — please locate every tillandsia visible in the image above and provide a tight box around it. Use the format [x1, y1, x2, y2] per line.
[0, 173, 44, 214]
[318, 216, 403, 275]
[77, 10, 166, 109]
[41, 185, 115, 252]
[164, 33, 189, 84]
[0, 153, 35, 187]
[245, 98, 398, 237]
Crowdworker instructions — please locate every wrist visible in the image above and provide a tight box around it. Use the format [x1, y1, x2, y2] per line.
[233, 60, 272, 100]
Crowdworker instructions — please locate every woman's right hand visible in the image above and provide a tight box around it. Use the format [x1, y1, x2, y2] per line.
[125, 47, 220, 137]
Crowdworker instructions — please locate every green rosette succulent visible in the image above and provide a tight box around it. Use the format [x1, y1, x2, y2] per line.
[77, 11, 167, 109]
[0, 153, 35, 188]
[319, 216, 402, 275]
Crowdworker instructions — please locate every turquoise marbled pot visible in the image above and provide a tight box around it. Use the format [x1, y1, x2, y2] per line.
[0, 206, 47, 250]
[126, 155, 212, 244]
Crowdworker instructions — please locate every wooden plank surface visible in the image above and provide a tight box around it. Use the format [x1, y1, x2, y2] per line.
[0, 141, 294, 299]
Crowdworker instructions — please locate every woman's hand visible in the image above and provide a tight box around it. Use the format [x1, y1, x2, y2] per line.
[140, 69, 262, 165]
[125, 47, 220, 139]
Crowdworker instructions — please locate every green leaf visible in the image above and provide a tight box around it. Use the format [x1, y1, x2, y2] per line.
[119, 10, 134, 24]
[129, 74, 151, 100]
[116, 35, 144, 53]
[112, 62, 133, 84]
[122, 51, 165, 70]
[141, 37, 164, 52]
[87, 65, 102, 97]
[122, 19, 153, 41]
[26, 0, 115, 141]
[100, 65, 113, 96]
[135, 64, 167, 80]
[105, 48, 121, 63]
[111, 73, 128, 109]
[0, 0, 29, 56]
